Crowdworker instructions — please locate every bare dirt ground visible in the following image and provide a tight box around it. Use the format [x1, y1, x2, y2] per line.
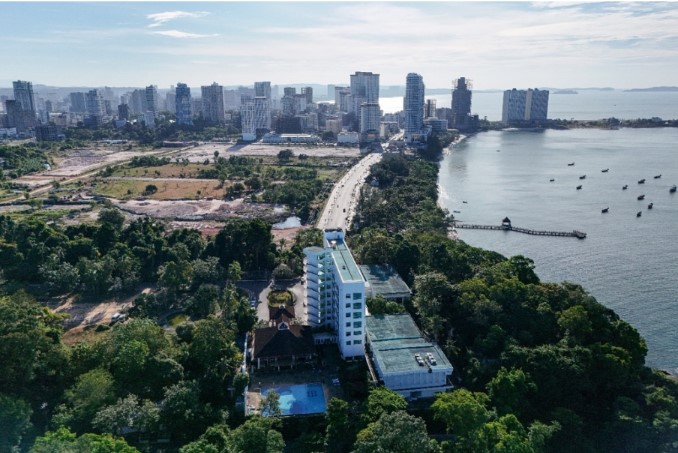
[55, 286, 155, 344]
[177, 142, 361, 162]
[112, 198, 290, 222]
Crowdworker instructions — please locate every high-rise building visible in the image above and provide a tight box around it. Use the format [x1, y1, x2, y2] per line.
[145, 85, 158, 118]
[334, 86, 350, 112]
[451, 77, 473, 129]
[350, 71, 380, 132]
[254, 96, 271, 130]
[254, 81, 271, 100]
[304, 229, 366, 359]
[165, 88, 176, 114]
[118, 104, 129, 121]
[69, 92, 87, 113]
[240, 99, 256, 141]
[502, 88, 549, 125]
[201, 83, 225, 125]
[283, 87, 296, 97]
[13, 80, 36, 115]
[85, 89, 104, 127]
[404, 73, 425, 142]
[175, 83, 192, 126]
[302, 86, 313, 105]
[425, 99, 437, 119]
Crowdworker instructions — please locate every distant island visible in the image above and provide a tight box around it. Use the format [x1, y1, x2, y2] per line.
[553, 89, 578, 94]
[625, 86, 678, 92]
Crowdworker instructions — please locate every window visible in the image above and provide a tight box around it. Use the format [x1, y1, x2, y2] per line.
[346, 332, 351, 336]
[352, 312, 362, 319]
[353, 331, 362, 336]
[346, 322, 351, 327]
[346, 294, 351, 299]
[346, 341, 351, 345]
[346, 313, 350, 318]
[353, 302, 361, 309]
[353, 292, 362, 300]
[345, 302, 351, 308]
[353, 340, 362, 345]
[354, 321, 362, 328]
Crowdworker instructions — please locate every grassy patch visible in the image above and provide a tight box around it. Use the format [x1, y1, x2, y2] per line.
[267, 289, 294, 307]
[111, 163, 208, 178]
[92, 179, 226, 200]
[168, 313, 189, 327]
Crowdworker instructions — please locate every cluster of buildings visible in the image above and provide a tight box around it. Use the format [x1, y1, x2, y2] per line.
[248, 228, 454, 402]
[1, 76, 551, 143]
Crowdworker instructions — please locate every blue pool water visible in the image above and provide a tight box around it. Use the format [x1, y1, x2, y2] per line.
[262, 383, 327, 416]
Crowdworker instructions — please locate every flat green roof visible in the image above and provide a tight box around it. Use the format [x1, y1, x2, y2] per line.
[366, 314, 453, 374]
[360, 264, 411, 298]
[330, 238, 364, 283]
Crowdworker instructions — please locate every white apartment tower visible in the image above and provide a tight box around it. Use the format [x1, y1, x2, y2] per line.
[145, 85, 159, 118]
[350, 71, 380, 132]
[404, 73, 425, 142]
[241, 99, 256, 141]
[304, 229, 366, 359]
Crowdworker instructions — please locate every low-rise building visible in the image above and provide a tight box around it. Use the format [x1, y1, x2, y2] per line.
[359, 264, 411, 303]
[365, 313, 453, 400]
[262, 132, 320, 144]
[337, 131, 359, 144]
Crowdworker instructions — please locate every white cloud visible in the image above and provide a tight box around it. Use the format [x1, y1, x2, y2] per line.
[146, 11, 209, 28]
[151, 30, 218, 39]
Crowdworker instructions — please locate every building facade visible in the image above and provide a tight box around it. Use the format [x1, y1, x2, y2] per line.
[12, 80, 36, 116]
[145, 85, 159, 118]
[350, 71, 380, 132]
[201, 83, 225, 125]
[175, 83, 193, 126]
[502, 88, 549, 125]
[304, 229, 366, 359]
[85, 89, 104, 126]
[404, 73, 425, 143]
[451, 77, 473, 129]
[240, 99, 256, 141]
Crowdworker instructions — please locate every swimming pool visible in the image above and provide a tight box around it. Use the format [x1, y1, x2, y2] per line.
[262, 383, 327, 416]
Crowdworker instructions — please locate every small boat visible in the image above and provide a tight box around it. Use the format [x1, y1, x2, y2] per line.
[648, 203, 653, 209]
[671, 185, 677, 193]
[638, 194, 645, 200]
[576, 185, 582, 190]
[601, 168, 609, 173]
[496, 149, 501, 152]
[601, 207, 609, 213]
[654, 174, 661, 179]
[638, 179, 645, 184]
[462, 201, 468, 204]
[622, 185, 628, 190]
[579, 175, 586, 180]
[453, 210, 461, 213]
[549, 178, 555, 182]
[637, 211, 642, 217]
[568, 162, 575, 166]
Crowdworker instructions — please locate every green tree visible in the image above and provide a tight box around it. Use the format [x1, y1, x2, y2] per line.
[364, 387, 407, 423]
[325, 398, 354, 453]
[92, 394, 159, 437]
[29, 427, 140, 453]
[179, 424, 230, 453]
[353, 411, 440, 453]
[227, 416, 284, 453]
[277, 149, 294, 161]
[431, 389, 491, 438]
[0, 393, 32, 452]
[260, 390, 282, 417]
[98, 208, 125, 230]
[487, 367, 536, 417]
[52, 368, 116, 433]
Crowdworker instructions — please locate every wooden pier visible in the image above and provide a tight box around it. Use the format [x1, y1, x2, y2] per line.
[453, 222, 586, 239]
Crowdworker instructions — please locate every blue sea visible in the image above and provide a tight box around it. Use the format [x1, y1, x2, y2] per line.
[438, 127, 678, 373]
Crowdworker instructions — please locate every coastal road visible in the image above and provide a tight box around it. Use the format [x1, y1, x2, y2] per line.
[316, 152, 383, 231]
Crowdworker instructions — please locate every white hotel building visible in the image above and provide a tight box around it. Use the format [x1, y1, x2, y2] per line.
[304, 229, 366, 359]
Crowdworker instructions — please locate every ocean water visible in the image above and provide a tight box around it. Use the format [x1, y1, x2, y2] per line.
[381, 90, 678, 121]
[438, 128, 678, 373]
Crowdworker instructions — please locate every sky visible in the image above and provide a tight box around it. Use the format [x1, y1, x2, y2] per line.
[2, 1, 678, 90]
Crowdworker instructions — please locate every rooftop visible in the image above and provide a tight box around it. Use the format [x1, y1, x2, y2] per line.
[366, 314, 453, 374]
[329, 236, 364, 283]
[360, 264, 411, 299]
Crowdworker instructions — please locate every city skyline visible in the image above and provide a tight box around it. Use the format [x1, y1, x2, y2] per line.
[2, 2, 678, 89]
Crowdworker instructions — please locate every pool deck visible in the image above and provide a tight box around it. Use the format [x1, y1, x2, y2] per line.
[246, 356, 345, 416]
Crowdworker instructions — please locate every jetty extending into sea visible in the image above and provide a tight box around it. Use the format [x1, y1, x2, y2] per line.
[452, 218, 586, 239]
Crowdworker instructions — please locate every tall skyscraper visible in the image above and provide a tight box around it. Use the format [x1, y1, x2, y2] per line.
[502, 88, 549, 124]
[254, 96, 271, 130]
[175, 83, 192, 126]
[240, 99, 256, 141]
[85, 89, 104, 126]
[12, 80, 36, 115]
[359, 102, 380, 135]
[404, 73, 425, 142]
[201, 83, 225, 125]
[334, 86, 350, 111]
[254, 81, 271, 99]
[302, 86, 313, 104]
[165, 88, 176, 114]
[350, 71, 380, 132]
[425, 99, 437, 119]
[451, 77, 473, 129]
[145, 85, 159, 118]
